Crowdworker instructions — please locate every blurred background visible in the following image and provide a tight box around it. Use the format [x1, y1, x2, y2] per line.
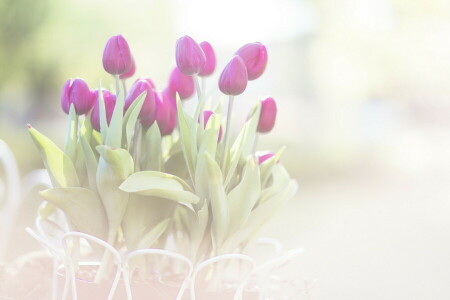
[1, 0, 450, 298]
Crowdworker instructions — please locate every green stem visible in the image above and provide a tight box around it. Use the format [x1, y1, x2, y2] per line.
[221, 96, 234, 171]
[121, 79, 127, 96]
[193, 74, 205, 123]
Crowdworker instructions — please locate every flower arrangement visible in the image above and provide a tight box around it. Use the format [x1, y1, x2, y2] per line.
[28, 34, 298, 288]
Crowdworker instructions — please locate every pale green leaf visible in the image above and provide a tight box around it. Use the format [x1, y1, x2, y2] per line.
[224, 103, 261, 188]
[123, 91, 146, 150]
[227, 158, 261, 234]
[64, 104, 78, 161]
[105, 82, 124, 148]
[176, 98, 196, 182]
[98, 82, 108, 142]
[39, 187, 108, 239]
[96, 146, 134, 237]
[136, 218, 170, 249]
[141, 123, 163, 171]
[28, 126, 79, 187]
[80, 136, 98, 190]
[260, 146, 286, 187]
[119, 171, 199, 204]
[205, 152, 229, 247]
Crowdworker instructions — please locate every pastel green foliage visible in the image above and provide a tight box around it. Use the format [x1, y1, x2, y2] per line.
[119, 171, 199, 204]
[28, 127, 79, 188]
[122, 91, 146, 150]
[31, 75, 297, 260]
[39, 187, 108, 239]
[96, 146, 133, 239]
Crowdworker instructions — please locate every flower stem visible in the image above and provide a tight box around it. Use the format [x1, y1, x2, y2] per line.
[221, 95, 234, 171]
[193, 74, 205, 123]
[121, 79, 127, 96]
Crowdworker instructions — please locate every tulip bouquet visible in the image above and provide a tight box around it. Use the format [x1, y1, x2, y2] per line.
[28, 34, 298, 290]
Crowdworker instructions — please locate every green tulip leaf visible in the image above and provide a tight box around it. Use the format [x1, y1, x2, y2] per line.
[28, 126, 79, 188]
[119, 171, 199, 204]
[96, 146, 134, 241]
[259, 146, 286, 187]
[98, 82, 109, 142]
[136, 218, 170, 249]
[80, 135, 98, 190]
[205, 152, 229, 247]
[64, 104, 78, 162]
[123, 91, 146, 150]
[227, 157, 261, 234]
[141, 123, 163, 171]
[224, 102, 261, 188]
[105, 83, 124, 148]
[176, 98, 196, 182]
[39, 187, 108, 239]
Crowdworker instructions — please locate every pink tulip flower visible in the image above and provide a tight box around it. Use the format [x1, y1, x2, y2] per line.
[219, 55, 248, 96]
[236, 42, 268, 80]
[102, 35, 133, 75]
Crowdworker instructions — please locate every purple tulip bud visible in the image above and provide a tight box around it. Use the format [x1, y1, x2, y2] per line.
[124, 79, 157, 129]
[175, 35, 206, 75]
[142, 77, 156, 89]
[257, 152, 276, 164]
[168, 67, 195, 100]
[236, 42, 268, 80]
[60, 78, 95, 115]
[198, 110, 223, 142]
[198, 41, 216, 77]
[102, 35, 133, 75]
[156, 89, 177, 136]
[257, 97, 277, 133]
[119, 56, 136, 79]
[90, 89, 117, 132]
[219, 55, 248, 96]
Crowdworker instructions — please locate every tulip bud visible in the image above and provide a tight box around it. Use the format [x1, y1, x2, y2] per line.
[198, 110, 223, 142]
[257, 97, 277, 133]
[236, 42, 268, 80]
[91, 89, 117, 132]
[119, 56, 136, 79]
[175, 35, 206, 75]
[102, 35, 133, 75]
[198, 41, 216, 76]
[124, 79, 157, 129]
[142, 77, 156, 89]
[61, 78, 95, 115]
[168, 67, 195, 100]
[257, 152, 276, 164]
[156, 89, 177, 136]
[219, 55, 248, 96]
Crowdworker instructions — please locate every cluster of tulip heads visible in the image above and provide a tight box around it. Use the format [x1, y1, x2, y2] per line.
[60, 34, 278, 161]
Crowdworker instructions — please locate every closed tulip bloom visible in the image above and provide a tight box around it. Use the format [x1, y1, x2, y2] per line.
[257, 97, 277, 133]
[236, 42, 268, 80]
[142, 77, 156, 89]
[61, 78, 95, 115]
[175, 35, 205, 75]
[102, 35, 133, 75]
[124, 79, 157, 128]
[119, 56, 136, 79]
[257, 152, 276, 164]
[219, 55, 248, 96]
[156, 90, 177, 136]
[168, 67, 195, 100]
[198, 41, 216, 76]
[198, 110, 223, 142]
[91, 89, 117, 132]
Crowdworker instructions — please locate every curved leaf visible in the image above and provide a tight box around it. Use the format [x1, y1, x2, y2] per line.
[39, 187, 108, 239]
[28, 126, 79, 187]
[119, 171, 199, 204]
